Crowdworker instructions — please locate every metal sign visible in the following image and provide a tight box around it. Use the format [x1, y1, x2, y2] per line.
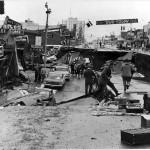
[4, 16, 22, 26]
[96, 19, 138, 25]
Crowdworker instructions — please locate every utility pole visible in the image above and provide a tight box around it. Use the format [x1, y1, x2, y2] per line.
[44, 2, 51, 69]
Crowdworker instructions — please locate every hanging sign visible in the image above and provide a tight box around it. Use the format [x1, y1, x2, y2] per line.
[96, 19, 138, 25]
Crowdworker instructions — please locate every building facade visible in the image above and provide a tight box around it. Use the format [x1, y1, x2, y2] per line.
[143, 22, 150, 44]
[62, 17, 85, 43]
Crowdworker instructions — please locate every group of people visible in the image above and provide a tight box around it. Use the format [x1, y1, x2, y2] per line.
[34, 63, 47, 83]
[34, 55, 137, 103]
[84, 61, 121, 102]
[70, 58, 86, 79]
[84, 59, 137, 102]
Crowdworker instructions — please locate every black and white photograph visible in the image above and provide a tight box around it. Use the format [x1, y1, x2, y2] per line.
[1, 0, 150, 149]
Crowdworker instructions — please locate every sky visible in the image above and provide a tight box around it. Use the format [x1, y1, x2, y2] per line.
[1, 0, 150, 41]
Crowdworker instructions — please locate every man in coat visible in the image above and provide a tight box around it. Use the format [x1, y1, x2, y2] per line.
[121, 59, 136, 91]
[84, 64, 96, 95]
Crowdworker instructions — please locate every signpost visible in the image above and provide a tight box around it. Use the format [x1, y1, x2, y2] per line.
[96, 19, 138, 25]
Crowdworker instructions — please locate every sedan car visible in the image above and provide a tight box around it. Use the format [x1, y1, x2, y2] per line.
[43, 71, 65, 88]
[54, 64, 71, 80]
[2, 88, 51, 107]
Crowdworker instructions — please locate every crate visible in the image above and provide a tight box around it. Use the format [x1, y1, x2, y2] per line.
[141, 115, 150, 128]
[121, 128, 150, 145]
[127, 99, 140, 104]
[115, 97, 127, 109]
[126, 106, 144, 113]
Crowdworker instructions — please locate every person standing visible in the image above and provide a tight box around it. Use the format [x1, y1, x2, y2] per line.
[99, 41, 102, 48]
[74, 62, 78, 77]
[121, 59, 136, 91]
[70, 61, 75, 74]
[41, 67, 47, 83]
[34, 63, 39, 82]
[76, 63, 81, 79]
[84, 64, 96, 95]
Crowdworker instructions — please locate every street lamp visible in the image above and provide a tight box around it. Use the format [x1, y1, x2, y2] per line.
[44, 2, 51, 69]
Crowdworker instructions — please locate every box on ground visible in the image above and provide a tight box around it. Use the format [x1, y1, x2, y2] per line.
[121, 128, 150, 145]
[126, 106, 144, 113]
[115, 97, 127, 109]
[141, 114, 150, 128]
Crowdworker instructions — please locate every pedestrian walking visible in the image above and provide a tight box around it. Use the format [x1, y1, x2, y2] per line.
[129, 62, 137, 83]
[84, 64, 96, 95]
[121, 59, 136, 91]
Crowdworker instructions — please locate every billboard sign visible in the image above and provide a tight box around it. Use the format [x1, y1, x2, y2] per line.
[4, 16, 22, 27]
[96, 19, 138, 25]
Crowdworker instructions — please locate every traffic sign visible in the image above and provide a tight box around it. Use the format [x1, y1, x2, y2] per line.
[96, 19, 138, 25]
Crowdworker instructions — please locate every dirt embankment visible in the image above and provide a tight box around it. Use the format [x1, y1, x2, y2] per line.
[0, 106, 69, 150]
[0, 105, 147, 149]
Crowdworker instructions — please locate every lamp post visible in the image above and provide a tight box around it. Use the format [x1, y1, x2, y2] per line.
[44, 2, 51, 69]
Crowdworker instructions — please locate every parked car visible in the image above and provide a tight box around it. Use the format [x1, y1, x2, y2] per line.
[43, 71, 65, 88]
[54, 64, 71, 80]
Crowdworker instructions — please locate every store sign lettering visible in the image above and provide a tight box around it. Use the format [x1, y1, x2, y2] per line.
[96, 19, 138, 25]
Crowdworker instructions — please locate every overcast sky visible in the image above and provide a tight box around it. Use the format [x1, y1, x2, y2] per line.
[1, 0, 150, 41]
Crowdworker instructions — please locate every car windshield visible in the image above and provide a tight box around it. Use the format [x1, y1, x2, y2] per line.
[48, 73, 63, 79]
